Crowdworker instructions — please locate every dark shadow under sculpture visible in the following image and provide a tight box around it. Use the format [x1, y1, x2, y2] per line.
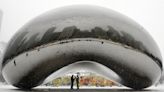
[1, 5, 163, 90]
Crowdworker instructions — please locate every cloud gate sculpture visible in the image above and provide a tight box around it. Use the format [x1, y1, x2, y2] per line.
[1, 5, 163, 89]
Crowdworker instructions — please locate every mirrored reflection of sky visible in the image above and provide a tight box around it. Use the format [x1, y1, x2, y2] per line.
[0, 0, 164, 63]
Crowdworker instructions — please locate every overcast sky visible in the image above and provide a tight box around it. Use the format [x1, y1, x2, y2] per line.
[0, 0, 164, 61]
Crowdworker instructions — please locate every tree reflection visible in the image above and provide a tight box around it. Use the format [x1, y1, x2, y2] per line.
[3, 26, 162, 68]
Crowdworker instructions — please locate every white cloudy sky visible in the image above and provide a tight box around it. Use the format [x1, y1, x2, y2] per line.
[0, 0, 164, 61]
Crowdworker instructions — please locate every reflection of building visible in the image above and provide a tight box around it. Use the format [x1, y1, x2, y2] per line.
[45, 72, 117, 87]
[79, 75, 115, 87]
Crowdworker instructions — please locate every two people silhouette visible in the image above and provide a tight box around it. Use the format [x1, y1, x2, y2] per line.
[71, 74, 80, 90]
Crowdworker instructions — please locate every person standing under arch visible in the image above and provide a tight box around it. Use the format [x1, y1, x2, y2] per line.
[76, 73, 80, 89]
[70, 75, 75, 89]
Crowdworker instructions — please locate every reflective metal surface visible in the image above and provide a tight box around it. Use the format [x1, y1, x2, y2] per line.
[1, 5, 163, 89]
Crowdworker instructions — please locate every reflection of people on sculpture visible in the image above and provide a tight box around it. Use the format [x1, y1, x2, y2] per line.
[13, 60, 16, 66]
[76, 74, 80, 89]
[70, 75, 75, 89]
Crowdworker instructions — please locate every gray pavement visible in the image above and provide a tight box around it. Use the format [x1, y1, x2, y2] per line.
[0, 88, 163, 92]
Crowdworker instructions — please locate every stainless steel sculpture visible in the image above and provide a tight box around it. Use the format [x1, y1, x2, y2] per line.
[1, 5, 163, 89]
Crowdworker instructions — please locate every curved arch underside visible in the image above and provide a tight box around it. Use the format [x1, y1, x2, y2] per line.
[43, 61, 121, 85]
[2, 38, 161, 89]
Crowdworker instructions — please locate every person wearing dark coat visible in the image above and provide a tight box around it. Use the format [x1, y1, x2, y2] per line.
[76, 74, 80, 89]
[71, 75, 75, 89]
